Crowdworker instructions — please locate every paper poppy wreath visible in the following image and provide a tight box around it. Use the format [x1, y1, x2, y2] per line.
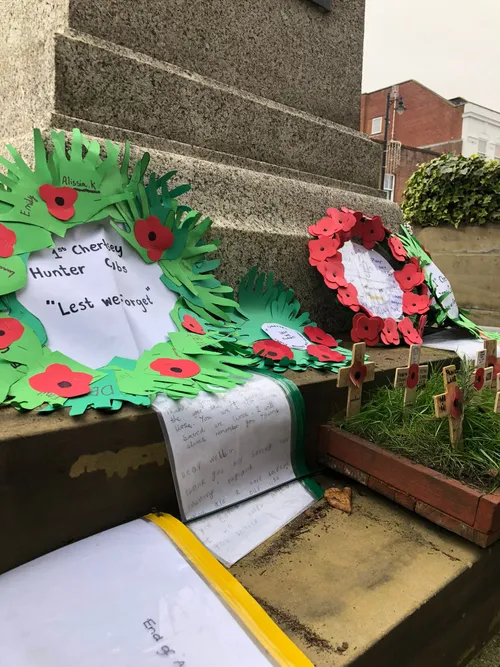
[227, 267, 353, 372]
[308, 207, 430, 347]
[0, 129, 351, 414]
[0, 128, 258, 413]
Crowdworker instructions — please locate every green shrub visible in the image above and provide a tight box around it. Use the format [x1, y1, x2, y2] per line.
[402, 153, 500, 228]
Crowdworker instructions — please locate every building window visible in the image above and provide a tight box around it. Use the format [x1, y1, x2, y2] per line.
[371, 117, 383, 135]
[383, 173, 395, 201]
[495, 145, 500, 160]
[478, 138, 488, 156]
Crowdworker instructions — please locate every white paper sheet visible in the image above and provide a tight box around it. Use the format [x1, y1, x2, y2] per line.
[261, 323, 309, 350]
[154, 375, 296, 521]
[189, 480, 316, 567]
[423, 329, 500, 360]
[425, 261, 460, 319]
[17, 224, 178, 368]
[341, 241, 403, 320]
[0, 519, 273, 667]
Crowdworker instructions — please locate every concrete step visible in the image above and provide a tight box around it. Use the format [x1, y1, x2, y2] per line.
[0, 345, 455, 575]
[54, 31, 381, 188]
[48, 123, 402, 334]
[67, 0, 365, 130]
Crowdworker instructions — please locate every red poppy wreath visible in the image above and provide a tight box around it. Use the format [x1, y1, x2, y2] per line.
[308, 208, 430, 347]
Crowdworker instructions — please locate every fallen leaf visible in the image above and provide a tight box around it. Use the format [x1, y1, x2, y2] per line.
[324, 487, 352, 514]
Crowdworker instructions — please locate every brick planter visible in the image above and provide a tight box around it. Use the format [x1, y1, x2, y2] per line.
[319, 425, 500, 547]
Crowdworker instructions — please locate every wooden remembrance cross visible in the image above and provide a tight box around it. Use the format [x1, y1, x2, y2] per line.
[434, 365, 464, 448]
[394, 345, 428, 406]
[337, 342, 375, 417]
[471, 346, 494, 392]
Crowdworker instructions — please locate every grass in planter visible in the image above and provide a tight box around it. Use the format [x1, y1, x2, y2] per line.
[335, 362, 500, 491]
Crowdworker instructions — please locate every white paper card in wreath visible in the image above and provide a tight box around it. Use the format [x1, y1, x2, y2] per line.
[0, 519, 273, 666]
[16, 223, 178, 369]
[261, 323, 309, 350]
[341, 241, 403, 320]
[154, 374, 296, 521]
[425, 261, 460, 320]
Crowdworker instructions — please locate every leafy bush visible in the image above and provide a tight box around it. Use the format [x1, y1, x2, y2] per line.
[402, 153, 500, 228]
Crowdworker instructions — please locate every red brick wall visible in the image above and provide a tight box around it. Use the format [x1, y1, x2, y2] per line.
[395, 145, 440, 203]
[361, 81, 464, 152]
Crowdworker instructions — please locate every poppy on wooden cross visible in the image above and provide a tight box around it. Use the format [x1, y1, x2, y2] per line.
[470, 347, 494, 392]
[337, 342, 375, 417]
[434, 365, 464, 449]
[393, 344, 428, 406]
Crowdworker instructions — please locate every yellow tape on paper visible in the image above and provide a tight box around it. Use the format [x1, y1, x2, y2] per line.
[147, 513, 314, 667]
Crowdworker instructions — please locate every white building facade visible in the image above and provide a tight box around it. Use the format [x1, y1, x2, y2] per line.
[461, 102, 500, 160]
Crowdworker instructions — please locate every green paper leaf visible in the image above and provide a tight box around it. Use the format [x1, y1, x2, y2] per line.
[0, 221, 54, 256]
[59, 367, 151, 415]
[0, 254, 27, 296]
[0, 359, 26, 402]
[8, 350, 103, 411]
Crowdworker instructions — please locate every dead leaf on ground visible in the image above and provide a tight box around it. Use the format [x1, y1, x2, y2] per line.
[324, 487, 352, 514]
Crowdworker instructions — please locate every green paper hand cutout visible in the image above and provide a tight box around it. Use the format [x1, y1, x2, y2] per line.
[0, 254, 27, 296]
[230, 267, 352, 373]
[7, 350, 103, 410]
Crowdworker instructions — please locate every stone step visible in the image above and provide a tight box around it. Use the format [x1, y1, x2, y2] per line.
[48, 123, 403, 334]
[54, 31, 381, 188]
[0, 346, 454, 575]
[67, 0, 365, 130]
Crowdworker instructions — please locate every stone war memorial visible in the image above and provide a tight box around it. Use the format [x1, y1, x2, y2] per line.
[1, 1, 500, 666]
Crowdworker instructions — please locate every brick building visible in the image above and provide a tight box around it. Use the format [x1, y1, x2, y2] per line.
[361, 80, 500, 202]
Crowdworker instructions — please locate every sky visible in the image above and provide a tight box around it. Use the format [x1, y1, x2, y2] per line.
[362, 0, 500, 111]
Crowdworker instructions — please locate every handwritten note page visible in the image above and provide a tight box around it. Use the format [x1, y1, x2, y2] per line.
[423, 329, 500, 361]
[17, 223, 178, 368]
[189, 480, 316, 567]
[341, 241, 403, 320]
[0, 519, 273, 666]
[154, 374, 297, 521]
[425, 261, 460, 319]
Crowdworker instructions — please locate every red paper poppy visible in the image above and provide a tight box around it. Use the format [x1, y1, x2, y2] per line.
[474, 367, 485, 391]
[486, 354, 500, 381]
[0, 223, 16, 258]
[252, 340, 294, 361]
[322, 259, 347, 289]
[306, 344, 345, 362]
[326, 208, 358, 234]
[349, 361, 367, 387]
[380, 317, 400, 346]
[150, 357, 201, 378]
[39, 185, 78, 221]
[418, 315, 428, 339]
[388, 236, 408, 262]
[394, 263, 425, 292]
[397, 317, 422, 345]
[351, 313, 384, 347]
[448, 386, 463, 420]
[407, 363, 420, 389]
[0, 317, 24, 349]
[29, 363, 93, 398]
[352, 215, 386, 250]
[303, 325, 338, 347]
[308, 236, 340, 265]
[134, 215, 175, 261]
[181, 314, 205, 335]
[402, 292, 431, 316]
[337, 283, 361, 312]
[308, 216, 342, 237]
